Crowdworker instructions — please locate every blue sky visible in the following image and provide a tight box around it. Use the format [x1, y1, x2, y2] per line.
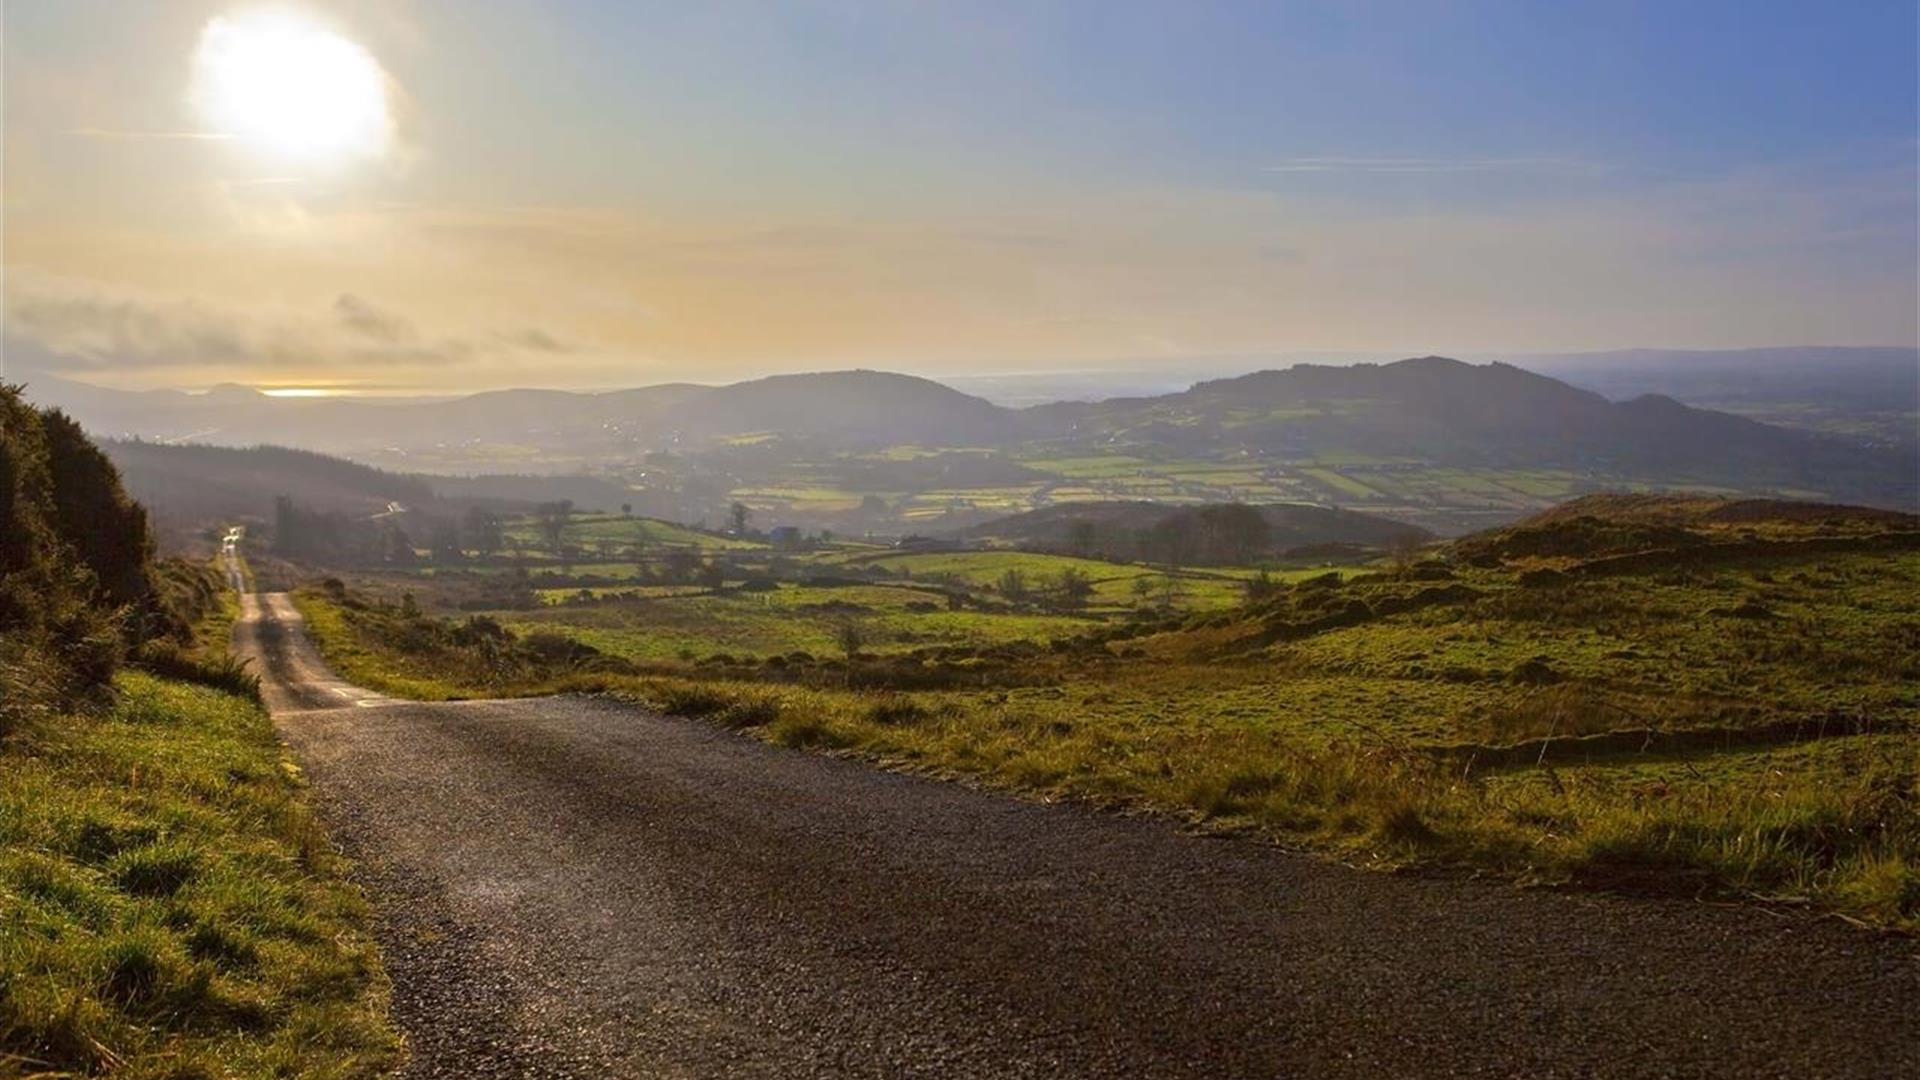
[422, 1, 1917, 197]
[4, 1, 1915, 390]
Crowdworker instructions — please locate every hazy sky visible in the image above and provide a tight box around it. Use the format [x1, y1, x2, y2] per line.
[5, 1, 1916, 393]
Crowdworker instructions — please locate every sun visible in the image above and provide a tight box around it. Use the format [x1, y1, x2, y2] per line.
[191, 8, 392, 166]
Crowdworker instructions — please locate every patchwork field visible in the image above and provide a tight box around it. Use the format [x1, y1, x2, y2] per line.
[504, 582, 1097, 663]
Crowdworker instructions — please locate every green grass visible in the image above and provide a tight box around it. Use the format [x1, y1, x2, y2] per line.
[0, 672, 398, 1077]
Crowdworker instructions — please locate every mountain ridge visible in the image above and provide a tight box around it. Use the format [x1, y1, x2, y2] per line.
[20, 357, 1915, 512]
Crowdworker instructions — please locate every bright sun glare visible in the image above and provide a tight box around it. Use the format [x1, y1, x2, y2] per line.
[191, 8, 391, 166]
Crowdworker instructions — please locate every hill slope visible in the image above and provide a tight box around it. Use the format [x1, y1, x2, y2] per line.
[1032, 357, 1913, 505]
[26, 359, 1916, 519]
[104, 440, 435, 525]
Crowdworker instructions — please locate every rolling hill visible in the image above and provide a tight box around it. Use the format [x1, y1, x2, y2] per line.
[25, 357, 1917, 524]
[97, 440, 642, 551]
[1034, 357, 1913, 505]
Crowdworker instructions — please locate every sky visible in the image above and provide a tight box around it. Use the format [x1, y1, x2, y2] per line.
[4, 0, 1916, 393]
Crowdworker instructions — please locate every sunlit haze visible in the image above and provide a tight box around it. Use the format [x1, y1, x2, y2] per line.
[189, 7, 394, 167]
[4, 2, 1916, 393]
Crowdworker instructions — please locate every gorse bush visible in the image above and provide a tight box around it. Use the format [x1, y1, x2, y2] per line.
[0, 385, 224, 731]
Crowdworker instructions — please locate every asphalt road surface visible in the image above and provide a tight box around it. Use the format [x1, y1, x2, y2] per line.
[234, 586, 1919, 1078]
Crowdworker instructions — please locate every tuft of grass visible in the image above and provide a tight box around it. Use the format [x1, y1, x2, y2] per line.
[0, 672, 400, 1077]
[132, 639, 262, 701]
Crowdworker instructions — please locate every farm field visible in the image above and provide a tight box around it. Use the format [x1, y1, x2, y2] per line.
[502, 511, 765, 552]
[502, 582, 1097, 663]
[448, 431, 1781, 539]
[733, 454, 1613, 534]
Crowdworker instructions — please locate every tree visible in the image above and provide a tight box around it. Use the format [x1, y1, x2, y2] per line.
[1195, 503, 1271, 564]
[1130, 575, 1156, 606]
[1146, 514, 1198, 567]
[835, 618, 867, 685]
[621, 502, 633, 517]
[729, 501, 752, 535]
[273, 495, 299, 556]
[1243, 570, 1280, 604]
[429, 519, 464, 563]
[383, 524, 418, 565]
[997, 568, 1029, 603]
[1066, 519, 1098, 558]
[535, 500, 574, 552]
[628, 533, 651, 578]
[662, 548, 701, 584]
[464, 506, 504, 558]
[1156, 575, 1187, 612]
[41, 408, 153, 612]
[697, 560, 727, 589]
[1055, 567, 1094, 609]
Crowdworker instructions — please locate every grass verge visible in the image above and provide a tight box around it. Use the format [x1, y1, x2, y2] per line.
[0, 672, 399, 1077]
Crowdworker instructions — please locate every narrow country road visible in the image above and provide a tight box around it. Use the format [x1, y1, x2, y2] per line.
[232, 584, 1919, 1078]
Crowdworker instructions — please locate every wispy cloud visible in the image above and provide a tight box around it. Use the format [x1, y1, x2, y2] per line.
[2, 269, 585, 380]
[334, 294, 419, 344]
[67, 127, 233, 141]
[1264, 156, 1583, 174]
[498, 328, 576, 354]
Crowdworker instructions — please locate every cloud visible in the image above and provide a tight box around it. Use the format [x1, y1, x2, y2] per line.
[498, 328, 575, 353]
[67, 127, 235, 141]
[2, 269, 582, 384]
[334, 293, 418, 343]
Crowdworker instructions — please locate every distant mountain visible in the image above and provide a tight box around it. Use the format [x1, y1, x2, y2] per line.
[23, 356, 1916, 512]
[956, 500, 1430, 557]
[677, 370, 1021, 445]
[19, 369, 1013, 453]
[18, 374, 711, 456]
[1033, 357, 1913, 506]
